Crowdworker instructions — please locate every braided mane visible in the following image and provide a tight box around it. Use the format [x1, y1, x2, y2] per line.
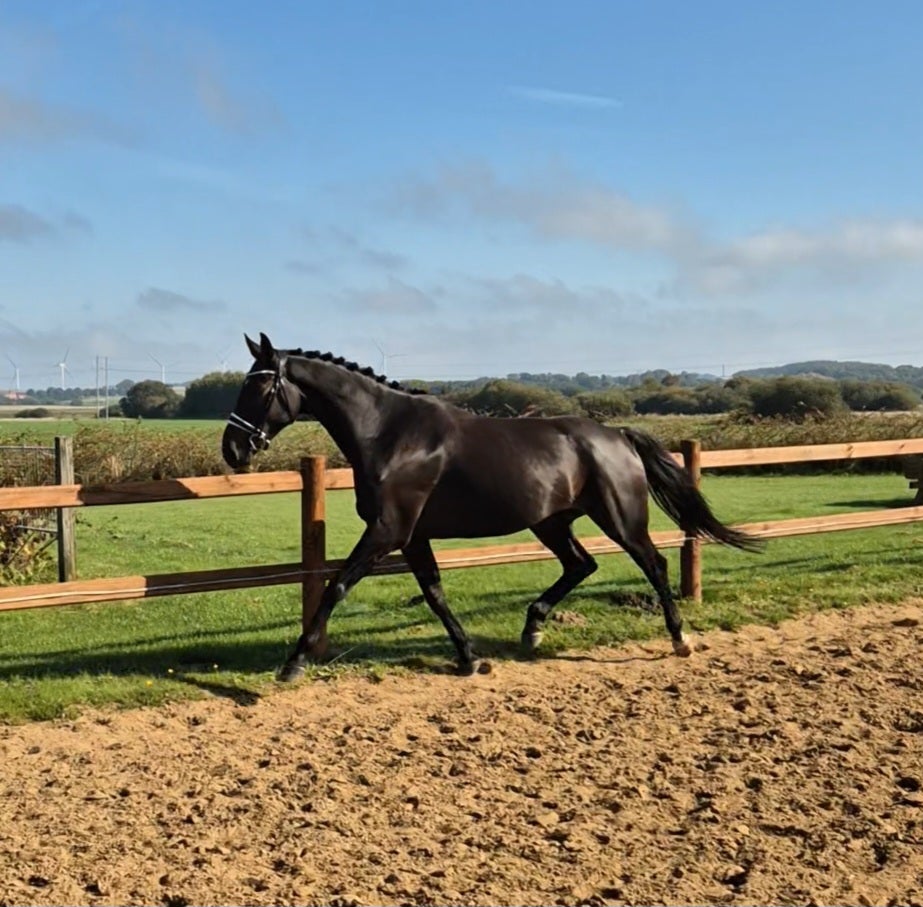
[286, 348, 426, 395]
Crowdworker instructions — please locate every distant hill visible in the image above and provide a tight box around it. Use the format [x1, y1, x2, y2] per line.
[417, 360, 923, 397]
[734, 360, 923, 389]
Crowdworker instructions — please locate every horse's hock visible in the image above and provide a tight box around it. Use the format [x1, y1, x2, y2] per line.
[902, 455, 923, 504]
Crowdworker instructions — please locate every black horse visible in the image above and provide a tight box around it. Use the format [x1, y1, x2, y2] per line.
[223, 333, 761, 680]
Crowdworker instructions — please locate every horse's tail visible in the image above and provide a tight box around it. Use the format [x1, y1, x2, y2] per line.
[623, 428, 764, 552]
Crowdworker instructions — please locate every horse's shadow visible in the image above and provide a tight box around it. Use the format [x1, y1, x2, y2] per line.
[0, 583, 669, 703]
[827, 497, 916, 510]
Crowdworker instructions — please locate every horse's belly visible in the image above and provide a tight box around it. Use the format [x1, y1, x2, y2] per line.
[416, 501, 528, 539]
[414, 480, 554, 539]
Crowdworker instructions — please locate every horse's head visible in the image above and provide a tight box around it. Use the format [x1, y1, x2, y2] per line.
[222, 332, 302, 471]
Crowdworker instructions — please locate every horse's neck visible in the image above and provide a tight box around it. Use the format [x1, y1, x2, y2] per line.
[288, 358, 386, 466]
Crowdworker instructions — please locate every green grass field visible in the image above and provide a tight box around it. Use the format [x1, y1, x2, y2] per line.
[0, 415, 222, 443]
[1, 470, 921, 722]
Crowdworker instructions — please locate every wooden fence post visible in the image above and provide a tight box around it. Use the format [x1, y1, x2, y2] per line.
[300, 456, 327, 650]
[54, 436, 76, 582]
[680, 439, 702, 601]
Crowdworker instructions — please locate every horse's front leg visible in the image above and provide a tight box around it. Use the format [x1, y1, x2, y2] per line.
[403, 538, 481, 675]
[277, 525, 393, 681]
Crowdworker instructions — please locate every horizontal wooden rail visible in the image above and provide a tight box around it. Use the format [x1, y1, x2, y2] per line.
[3, 506, 921, 613]
[698, 437, 923, 469]
[0, 467, 355, 511]
[0, 471, 302, 510]
[0, 562, 306, 612]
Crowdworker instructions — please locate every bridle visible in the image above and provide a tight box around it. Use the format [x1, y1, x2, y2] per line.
[226, 366, 301, 453]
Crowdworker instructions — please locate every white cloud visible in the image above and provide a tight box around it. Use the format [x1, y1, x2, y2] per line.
[0, 204, 54, 242]
[464, 273, 633, 317]
[390, 161, 696, 255]
[0, 204, 92, 243]
[389, 161, 923, 303]
[192, 57, 283, 135]
[0, 87, 136, 146]
[137, 287, 227, 314]
[509, 85, 622, 109]
[339, 276, 437, 315]
[288, 226, 408, 277]
[684, 219, 923, 294]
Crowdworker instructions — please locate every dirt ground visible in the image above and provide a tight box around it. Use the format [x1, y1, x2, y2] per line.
[1, 602, 922, 907]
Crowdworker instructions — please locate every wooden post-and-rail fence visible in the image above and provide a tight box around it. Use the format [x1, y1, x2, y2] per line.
[2, 438, 923, 633]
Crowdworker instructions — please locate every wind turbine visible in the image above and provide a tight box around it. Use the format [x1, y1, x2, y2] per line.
[5, 355, 20, 394]
[373, 340, 408, 377]
[55, 348, 70, 388]
[149, 353, 166, 384]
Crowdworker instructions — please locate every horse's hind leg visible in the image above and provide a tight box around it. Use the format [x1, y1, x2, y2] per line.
[585, 497, 691, 657]
[622, 535, 690, 656]
[403, 538, 481, 674]
[521, 515, 597, 653]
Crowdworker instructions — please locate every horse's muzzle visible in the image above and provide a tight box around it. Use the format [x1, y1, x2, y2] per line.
[222, 434, 252, 471]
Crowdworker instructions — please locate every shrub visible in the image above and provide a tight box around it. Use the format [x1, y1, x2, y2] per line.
[693, 383, 750, 414]
[632, 388, 701, 415]
[839, 380, 920, 412]
[180, 371, 248, 418]
[15, 407, 50, 419]
[747, 377, 846, 421]
[70, 420, 345, 484]
[576, 389, 634, 421]
[119, 381, 181, 418]
[0, 511, 55, 584]
[449, 380, 579, 416]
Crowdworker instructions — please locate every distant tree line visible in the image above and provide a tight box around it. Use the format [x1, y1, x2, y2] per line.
[734, 359, 923, 390]
[108, 372, 922, 421]
[118, 372, 246, 419]
[440, 375, 919, 420]
[4, 364, 921, 422]
[5, 380, 135, 406]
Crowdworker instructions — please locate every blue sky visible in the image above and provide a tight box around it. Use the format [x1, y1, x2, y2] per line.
[2, 1, 923, 390]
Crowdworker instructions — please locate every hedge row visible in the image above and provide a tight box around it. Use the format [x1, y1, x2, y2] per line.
[3, 411, 922, 486]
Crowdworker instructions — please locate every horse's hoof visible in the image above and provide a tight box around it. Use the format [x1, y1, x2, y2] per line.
[520, 629, 543, 653]
[456, 658, 492, 676]
[277, 659, 306, 682]
[672, 637, 693, 658]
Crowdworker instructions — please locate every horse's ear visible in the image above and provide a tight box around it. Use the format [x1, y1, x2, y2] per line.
[244, 334, 261, 360]
[259, 333, 274, 359]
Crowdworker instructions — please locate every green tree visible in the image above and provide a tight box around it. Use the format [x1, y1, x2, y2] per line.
[746, 377, 846, 420]
[693, 383, 750, 414]
[576, 389, 634, 421]
[179, 371, 247, 418]
[632, 387, 700, 415]
[119, 380, 181, 418]
[449, 380, 579, 416]
[839, 380, 920, 412]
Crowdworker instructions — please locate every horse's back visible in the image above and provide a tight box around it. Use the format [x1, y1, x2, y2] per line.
[413, 413, 643, 538]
